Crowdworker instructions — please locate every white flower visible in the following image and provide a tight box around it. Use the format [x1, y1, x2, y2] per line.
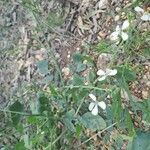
[110, 20, 129, 42]
[97, 68, 117, 81]
[88, 94, 106, 116]
[134, 6, 150, 21]
[141, 13, 150, 21]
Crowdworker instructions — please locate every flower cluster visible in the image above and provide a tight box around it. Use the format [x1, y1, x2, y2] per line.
[89, 94, 106, 116]
[88, 68, 117, 115]
[134, 6, 150, 21]
[110, 20, 130, 42]
[97, 68, 117, 81]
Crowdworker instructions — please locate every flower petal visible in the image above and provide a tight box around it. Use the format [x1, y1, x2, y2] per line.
[97, 69, 106, 76]
[89, 94, 96, 101]
[98, 101, 106, 110]
[110, 31, 119, 41]
[98, 75, 106, 81]
[106, 69, 117, 76]
[115, 25, 121, 32]
[91, 105, 98, 115]
[121, 32, 128, 41]
[122, 20, 129, 30]
[89, 102, 95, 111]
[141, 13, 150, 21]
[134, 6, 144, 13]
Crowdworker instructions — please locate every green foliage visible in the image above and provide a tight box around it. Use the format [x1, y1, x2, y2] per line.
[14, 141, 26, 150]
[37, 60, 49, 75]
[2, 1, 149, 149]
[73, 74, 84, 85]
[9, 101, 24, 126]
[111, 89, 123, 122]
[63, 109, 76, 132]
[95, 41, 110, 53]
[117, 65, 137, 82]
[132, 131, 150, 150]
[80, 112, 106, 131]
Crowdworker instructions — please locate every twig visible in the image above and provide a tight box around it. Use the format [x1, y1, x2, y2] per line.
[63, 85, 111, 92]
[0, 109, 43, 117]
[44, 129, 67, 150]
[76, 122, 118, 148]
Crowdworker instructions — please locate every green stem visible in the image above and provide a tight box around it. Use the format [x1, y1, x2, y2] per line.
[76, 121, 118, 147]
[0, 109, 44, 117]
[63, 85, 111, 92]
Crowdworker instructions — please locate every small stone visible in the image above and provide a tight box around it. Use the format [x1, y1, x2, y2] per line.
[142, 91, 148, 99]
[145, 65, 148, 69]
[121, 12, 126, 19]
[84, 82, 88, 85]
[98, 31, 107, 38]
[76, 47, 80, 51]
[62, 67, 70, 76]
[67, 54, 70, 58]
[55, 53, 60, 59]
[83, 60, 88, 64]
[114, 15, 120, 21]
[146, 81, 150, 87]
[115, 7, 121, 12]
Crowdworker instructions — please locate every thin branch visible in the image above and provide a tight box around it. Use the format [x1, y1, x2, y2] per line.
[76, 122, 118, 148]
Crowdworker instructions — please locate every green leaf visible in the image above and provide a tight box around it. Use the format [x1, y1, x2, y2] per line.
[37, 92, 49, 113]
[76, 62, 86, 73]
[73, 74, 84, 85]
[117, 66, 136, 82]
[49, 85, 58, 96]
[9, 101, 23, 126]
[142, 47, 150, 59]
[14, 141, 26, 150]
[73, 53, 83, 63]
[75, 124, 82, 137]
[132, 131, 150, 150]
[63, 109, 75, 132]
[27, 116, 38, 124]
[87, 71, 96, 84]
[82, 55, 94, 66]
[111, 89, 123, 122]
[37, 60, 49, 75]
[124, 108, 135, 136]
[42, 75, 53, 84]
[95, 41, 110, 53]
[80, 112, 106, 131]
[30, 99, 39, 114]
[23, 133, 32, 149]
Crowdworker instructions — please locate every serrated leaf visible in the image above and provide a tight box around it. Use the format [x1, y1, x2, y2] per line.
[142, 48, 150, 58]
[9, 101, 23, 126]
[124, 108, 135, 136]
[132, 131, 150, 150]
[42, 75, 53, 84]
[73, 74, 84, 85]
[117, 66, 136, 82]
[73, 53, 83, 63]
[63, 109, 75, 132]
[80, 112, 106, 131]
[111, 89, 123, 122]
[87, 71, 96, 84]
[37, 60, 49, 75]
[76, 62, 86, 73]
